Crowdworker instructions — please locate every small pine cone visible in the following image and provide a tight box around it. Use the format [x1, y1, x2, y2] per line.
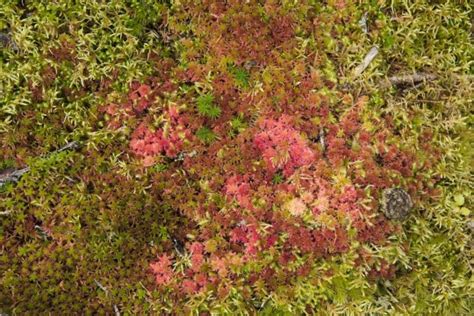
[381, 188, 413, 220]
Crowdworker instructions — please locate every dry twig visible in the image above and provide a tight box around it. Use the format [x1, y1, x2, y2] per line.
[382, 72, 438, 88]
[353, 46, 379, 77]
[0, 141, 79, 188]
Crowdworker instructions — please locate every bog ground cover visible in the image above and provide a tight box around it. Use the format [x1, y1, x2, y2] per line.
[0, 0, 473, 314]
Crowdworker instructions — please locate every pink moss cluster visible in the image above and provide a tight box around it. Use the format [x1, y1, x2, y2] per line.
[253, 115, 315, 176]
[129, 106, 191, 166]
[97, 2, 440, 305]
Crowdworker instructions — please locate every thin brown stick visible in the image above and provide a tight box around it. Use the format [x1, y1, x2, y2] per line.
[0, 141, 79, 188]
[384, 72, 438, 87]
[381, 72, 473, 88]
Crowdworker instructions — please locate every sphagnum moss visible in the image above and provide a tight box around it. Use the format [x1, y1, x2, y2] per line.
[1, 0, 472, 314]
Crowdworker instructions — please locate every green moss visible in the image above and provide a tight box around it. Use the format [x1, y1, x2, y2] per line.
[196, 126, 217, 144]
[0, 0, 472, 314]
[196, 93, 221, 119]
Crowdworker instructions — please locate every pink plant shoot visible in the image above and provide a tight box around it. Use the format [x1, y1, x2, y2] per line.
[224, 175, 252, 209]
[129, 106, 191, 166]
[253, 115, 315, 176]
[150, 254, 173, 285]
